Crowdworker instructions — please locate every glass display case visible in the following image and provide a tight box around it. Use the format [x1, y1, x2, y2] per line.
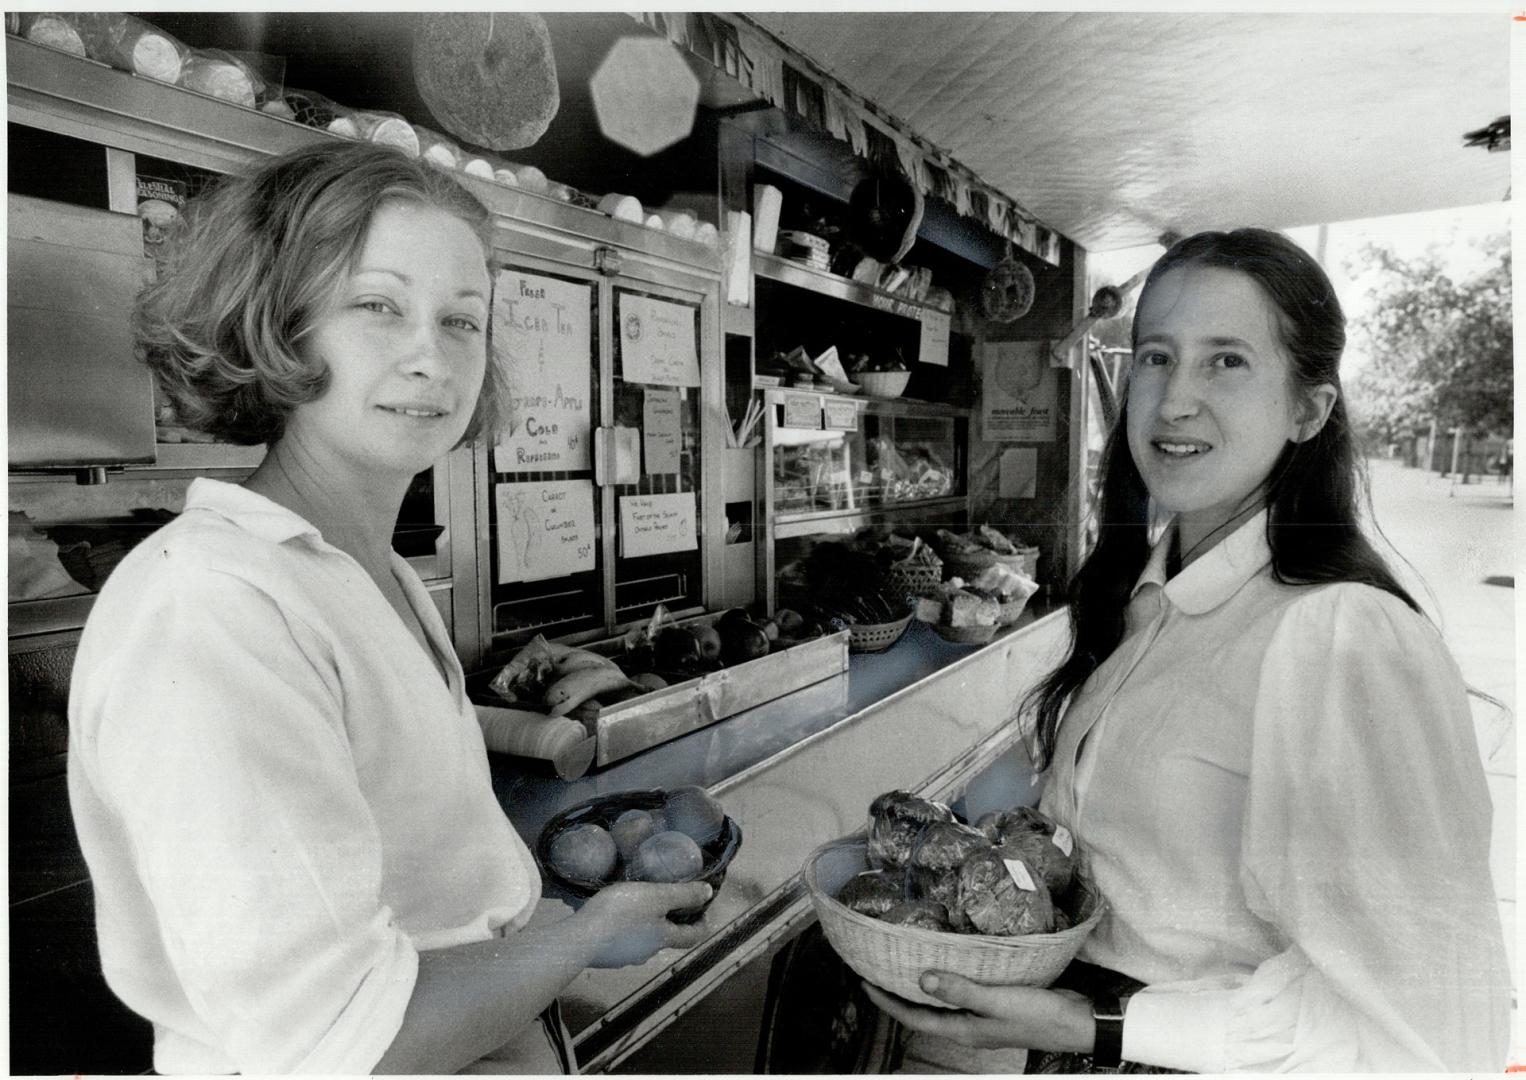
[758, 387, 970, 610]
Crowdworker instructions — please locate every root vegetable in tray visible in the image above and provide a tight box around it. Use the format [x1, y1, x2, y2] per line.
[867, 790, 953, 869]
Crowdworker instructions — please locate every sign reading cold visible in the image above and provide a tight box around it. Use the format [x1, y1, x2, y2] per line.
[492, 270, 593, 473]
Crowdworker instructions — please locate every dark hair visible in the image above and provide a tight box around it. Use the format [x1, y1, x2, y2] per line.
[1023, 228, 1421, 770]
[136, 139, 506, 446]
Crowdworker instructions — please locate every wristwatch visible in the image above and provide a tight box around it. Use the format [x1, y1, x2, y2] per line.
[1091, 990, 1125, 1072]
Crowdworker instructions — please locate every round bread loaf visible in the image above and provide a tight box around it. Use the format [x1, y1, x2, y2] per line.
[413, 12, 559, 151]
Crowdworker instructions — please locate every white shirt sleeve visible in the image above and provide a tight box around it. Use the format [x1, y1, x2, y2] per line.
[1120, 585, 1511, 1073]
[84, 565, 418, 1074]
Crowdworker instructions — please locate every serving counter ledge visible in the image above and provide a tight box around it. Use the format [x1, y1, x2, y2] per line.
[488, 601, 1067, 1071]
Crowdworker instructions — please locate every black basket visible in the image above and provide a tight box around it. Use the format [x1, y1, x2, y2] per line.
[535, 788, 742, 923]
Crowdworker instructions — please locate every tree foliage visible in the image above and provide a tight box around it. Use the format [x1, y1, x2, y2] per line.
[1347, 233, 1512, 441]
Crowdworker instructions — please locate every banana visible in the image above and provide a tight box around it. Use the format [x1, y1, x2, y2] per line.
[550, 647, 624, 678]
[543, 666, 637, 717]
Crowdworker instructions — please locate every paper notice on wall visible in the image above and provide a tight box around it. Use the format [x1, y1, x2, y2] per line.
[918, 308, 951, 367]
[642, 387, 682, 474]
[619, 293, 700, 387]
[619, 492, 698, 558]
[495, 480, 597, 584]
[982, 341, 1057, 442]
[492, 270, 593, 473]
[999, 447, 1038, 498]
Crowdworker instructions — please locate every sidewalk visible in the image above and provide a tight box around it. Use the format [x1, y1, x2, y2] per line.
[1364, 456, 1518, 1049]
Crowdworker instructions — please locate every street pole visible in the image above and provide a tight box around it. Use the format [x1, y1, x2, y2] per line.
[1449, 426, 1463, 496]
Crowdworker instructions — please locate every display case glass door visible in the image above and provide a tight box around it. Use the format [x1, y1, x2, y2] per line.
[609, 283, 706, 627]
[485, 260, 605, 644]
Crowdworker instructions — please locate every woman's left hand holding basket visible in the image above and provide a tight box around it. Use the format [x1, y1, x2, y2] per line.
[862, 972, 1095, 1052]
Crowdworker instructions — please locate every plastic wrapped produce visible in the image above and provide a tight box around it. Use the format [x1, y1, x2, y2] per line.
[178, 49, 262, 107]
[867, 789, 953, 870]
[837, 869, 906, 917]
[880, 900, 952, 930]
[71, 12, 188, 83]
[956, 847, 1055, 936]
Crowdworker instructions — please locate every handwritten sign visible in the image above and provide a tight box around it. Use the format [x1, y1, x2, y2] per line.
[619, 293, 700, 387]
[781, 392, 822, 429]
[492, 270, 592, 472]
[642, 387, 682, 474]
[919, 307, 951, 367]
[823, 398, 859, 431]
[619, 492, 698, 558]
[982, 341, 1057, 442]
[495, 479, 597, 583]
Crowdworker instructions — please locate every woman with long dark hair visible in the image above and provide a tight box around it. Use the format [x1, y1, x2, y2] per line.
[866, 229, 1511, 1072]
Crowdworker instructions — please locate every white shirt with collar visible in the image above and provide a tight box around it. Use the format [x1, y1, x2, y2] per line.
[1039, 509, 1511, 1073]
[68, 478, 543, 1075]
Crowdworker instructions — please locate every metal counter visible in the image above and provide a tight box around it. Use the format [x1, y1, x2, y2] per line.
[488, 603, 1070, 1071]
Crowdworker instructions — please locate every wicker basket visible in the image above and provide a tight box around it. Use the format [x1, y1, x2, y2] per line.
[804, 838, 1104, 1007]
[848, 612, 915, 653]
[941, 546, 1040, 582]
[884, 557, 943, 598]
[931, 621, 998, 645]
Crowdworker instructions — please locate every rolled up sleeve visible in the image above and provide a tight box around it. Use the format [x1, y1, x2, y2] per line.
[89, 567, 418, 1074]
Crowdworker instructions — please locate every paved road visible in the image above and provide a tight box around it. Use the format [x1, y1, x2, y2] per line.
[1363, 455, 1519, 1049]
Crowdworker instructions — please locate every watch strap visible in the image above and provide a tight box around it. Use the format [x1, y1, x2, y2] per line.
[1091, 989, 1125, 1071]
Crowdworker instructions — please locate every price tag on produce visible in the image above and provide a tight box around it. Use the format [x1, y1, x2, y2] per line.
[1052, 825, 1074, 857]
[1003, 857, 1038, 892]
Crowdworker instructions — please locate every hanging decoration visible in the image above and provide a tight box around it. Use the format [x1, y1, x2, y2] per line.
[414, 12, 560, 151]
[980, 245, 1036, 324]
[627, 12, 1063, 267]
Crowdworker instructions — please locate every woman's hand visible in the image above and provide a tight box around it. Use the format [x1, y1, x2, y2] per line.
[862, 971, 1095, 1052]
[573, 881, 713, 968]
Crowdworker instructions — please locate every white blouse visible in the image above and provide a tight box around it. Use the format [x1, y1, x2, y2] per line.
[1039, 511, 1511, 1072]
[68, 479, 542, 1074]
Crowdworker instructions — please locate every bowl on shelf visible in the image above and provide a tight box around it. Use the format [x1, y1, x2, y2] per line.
[856, 371, 911, 398]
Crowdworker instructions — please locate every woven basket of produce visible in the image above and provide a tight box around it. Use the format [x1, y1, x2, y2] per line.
[885, 558, 943, 598]
[537, 787, 742, 924]
[805, 837, 1104, 1007]
[931, 621, 997, 646]
[848, 612, 915, 653]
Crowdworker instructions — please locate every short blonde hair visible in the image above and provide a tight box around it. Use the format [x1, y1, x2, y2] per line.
[137, 140, 506, 446]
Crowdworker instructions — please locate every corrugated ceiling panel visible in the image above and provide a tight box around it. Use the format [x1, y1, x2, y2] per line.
[751, 12, 1510, 251]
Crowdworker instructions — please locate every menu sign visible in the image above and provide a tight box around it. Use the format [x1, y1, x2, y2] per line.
[495, 479, 597, 583]
[919, 307, 951, 367]
[492, 270, 593, 472]
[619, 293, 700, 387]
[619, 492, 698, 558]
[642, 387, 683, 474]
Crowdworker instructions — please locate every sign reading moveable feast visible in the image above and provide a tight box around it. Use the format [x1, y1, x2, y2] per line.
[619, 293, 701, 387]
[981, 341, 1057, 442]
[495, 480, 597, 584]
[492, 270, 593, 473]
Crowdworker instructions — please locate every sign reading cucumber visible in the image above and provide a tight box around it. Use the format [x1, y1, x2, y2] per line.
[495, 479, 597, 583]
[492, 269, 593, 472]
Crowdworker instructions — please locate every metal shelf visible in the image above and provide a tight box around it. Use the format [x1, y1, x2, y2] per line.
[6, 35, 723, 274]
[753, 251, 952, 322]
[762, 386, 971, 420]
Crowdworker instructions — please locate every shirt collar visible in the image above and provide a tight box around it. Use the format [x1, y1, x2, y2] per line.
[1130, 508, 1272, 615]
[184, 477, 324, 546]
